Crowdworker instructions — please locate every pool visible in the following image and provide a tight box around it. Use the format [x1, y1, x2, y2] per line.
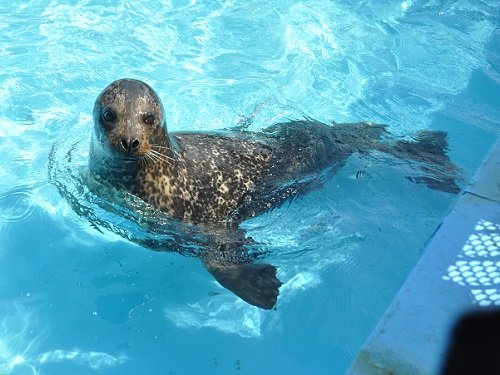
[0, 1, 498, 374]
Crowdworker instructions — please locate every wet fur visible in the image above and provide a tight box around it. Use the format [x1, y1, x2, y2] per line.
[89, 79, 460, 309]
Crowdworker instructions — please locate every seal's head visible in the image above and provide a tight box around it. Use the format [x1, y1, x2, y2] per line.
[92, 79, 173, 163]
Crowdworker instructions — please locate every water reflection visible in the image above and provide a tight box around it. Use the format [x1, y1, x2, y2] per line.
[0, 301, 128, 374]
[38, 349, 127, 370]
[443, 219, 500, 306]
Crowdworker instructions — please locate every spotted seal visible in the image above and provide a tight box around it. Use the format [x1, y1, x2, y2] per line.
[89, 78, 460, 309]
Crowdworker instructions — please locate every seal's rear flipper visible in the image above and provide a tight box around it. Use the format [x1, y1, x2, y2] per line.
[406, 175, 461, 194]
[382, 130, 462, 194]
[205, 262, 282, 309]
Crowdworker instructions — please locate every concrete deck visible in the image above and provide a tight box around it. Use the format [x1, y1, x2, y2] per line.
[348, 137, 500, 374]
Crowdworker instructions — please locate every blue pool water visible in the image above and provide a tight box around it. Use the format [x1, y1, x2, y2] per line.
[0, 1, 499, 374]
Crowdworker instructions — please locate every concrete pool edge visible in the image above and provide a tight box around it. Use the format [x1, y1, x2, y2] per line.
[348, 136, 500, 375]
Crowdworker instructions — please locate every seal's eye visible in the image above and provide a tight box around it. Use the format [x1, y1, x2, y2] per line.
[143, 114, 155, 125]
[102, 109, 116, 123]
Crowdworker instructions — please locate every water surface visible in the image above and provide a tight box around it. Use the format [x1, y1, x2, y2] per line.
[0, 1, 498, 374]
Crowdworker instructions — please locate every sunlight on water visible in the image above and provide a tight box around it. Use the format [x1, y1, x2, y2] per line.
[0, 0, 498, 373]
[0, 303, 127, 374]
[38, 349, 128, 370]
[0, 303, 42, 375]
[443, 219, 500, 306]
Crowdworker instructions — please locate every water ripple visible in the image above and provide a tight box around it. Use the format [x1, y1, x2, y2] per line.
[0, 186, 36, 224]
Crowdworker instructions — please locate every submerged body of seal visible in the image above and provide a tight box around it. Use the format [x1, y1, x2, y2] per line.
[89, 79, 460, 309]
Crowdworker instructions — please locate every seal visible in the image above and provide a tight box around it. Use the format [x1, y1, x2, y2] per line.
[89, 78, 460, 309]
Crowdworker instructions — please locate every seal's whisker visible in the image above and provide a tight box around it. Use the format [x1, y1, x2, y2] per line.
[151, 144, 181, 158]
[146, 150, 173, 166]
[143, 154, 154, 167]
[151, 151, 175, 161]
[149, 149, 175, 162]
[150, 145, 172, 150]
[148, 152, 162, 165]
[148, 151, 163, 161]
[145, 152, 159, 165]
[139, 155, 150, 168]
[149, 154, 172, 166]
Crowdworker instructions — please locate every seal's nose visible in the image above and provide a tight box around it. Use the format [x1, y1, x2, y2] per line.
[120, 138, 140, 153]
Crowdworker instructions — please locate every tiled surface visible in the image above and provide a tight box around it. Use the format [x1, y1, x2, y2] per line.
[348, 139, 500, 375]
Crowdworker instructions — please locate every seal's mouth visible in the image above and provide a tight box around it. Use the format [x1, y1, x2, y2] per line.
[112, 139, 175, 167]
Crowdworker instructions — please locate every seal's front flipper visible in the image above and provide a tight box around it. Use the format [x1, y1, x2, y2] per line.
[205, 261, 282, 309]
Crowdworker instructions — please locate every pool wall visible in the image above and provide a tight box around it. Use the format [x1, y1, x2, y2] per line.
[348, 136, 500, 374]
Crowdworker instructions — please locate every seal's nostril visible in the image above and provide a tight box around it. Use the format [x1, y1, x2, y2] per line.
[120, 139, 139, 152]
[121, 139, 129, 151]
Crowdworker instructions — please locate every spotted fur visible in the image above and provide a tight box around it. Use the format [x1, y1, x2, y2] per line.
[90, 80, 336, 225]
[90, 80, 275, 224]
[89, 79, 459, 226]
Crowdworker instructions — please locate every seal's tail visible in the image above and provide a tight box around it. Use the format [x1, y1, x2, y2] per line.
[204, 260, 282, 309]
